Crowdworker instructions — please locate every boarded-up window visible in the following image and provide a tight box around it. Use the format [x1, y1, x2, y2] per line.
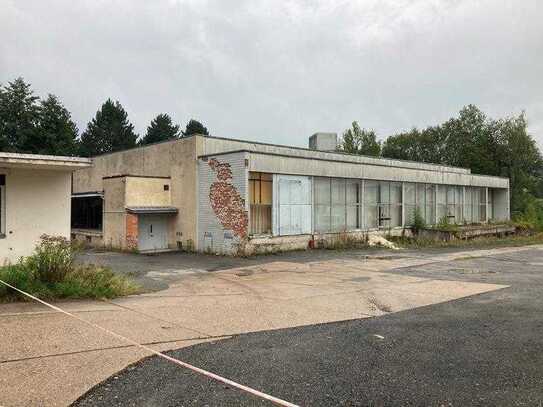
[249, 172, 272, 235]
[276, 175, 311, 236]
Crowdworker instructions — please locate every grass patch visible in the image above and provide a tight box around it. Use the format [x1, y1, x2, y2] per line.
[0, 235, 139, 302]
[391, 232, 543, 250]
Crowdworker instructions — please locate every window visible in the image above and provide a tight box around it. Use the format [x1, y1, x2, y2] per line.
[478, 187, 487, 222]
[389, 182, 402, 227]
[314, 177, 332, 233]
[331, 179, 346, 231]
[0, 174, 5, 236]
[464, 187, 473, 223]
[425, 184, 436, 225]
[455, 186, 463, 222]
[71, 195, 103, 230]
[364, 181, 379, 229]
[249, 172, 272, 235]
[437, 185, 447, 222]
[404, 183, 416, 225]
[346, 180, 361, 230]
[488, 189, 494, 220]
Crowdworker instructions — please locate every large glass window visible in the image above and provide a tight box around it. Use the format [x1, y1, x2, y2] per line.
[390, 182, 402, 227]
[404, 183, 416, 225]
[331, 179, 346, 232]
[364, 181, 379, 229]
[437, 185, 447, 223]
[314, 177, 331, 233]
[346, 180, 361, 230]
[478, 187, 487, 222]
[425, 184, 436, 225]
[464, 187, 472, 223]
[71, 195, 103, 231]
[249, 172, 272, 235]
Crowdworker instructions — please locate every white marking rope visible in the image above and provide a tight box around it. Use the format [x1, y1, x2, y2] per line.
[0, 280, 299, 407]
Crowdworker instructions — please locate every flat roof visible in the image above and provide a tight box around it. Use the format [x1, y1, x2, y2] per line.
[0, 152, 91, 171]
[90, 134, 471, 175]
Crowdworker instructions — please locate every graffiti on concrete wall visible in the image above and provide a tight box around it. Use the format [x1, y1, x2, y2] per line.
[208, 158, 248, 238]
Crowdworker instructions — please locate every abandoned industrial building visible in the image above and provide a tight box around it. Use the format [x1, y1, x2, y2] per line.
[71, 133, 510, 255]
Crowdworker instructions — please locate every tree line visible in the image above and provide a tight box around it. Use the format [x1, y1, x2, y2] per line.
[338, 105, 543, 223]
[0, 77, 209, 157]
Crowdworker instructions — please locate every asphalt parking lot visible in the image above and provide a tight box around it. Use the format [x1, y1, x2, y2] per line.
[73, 246, 543, 407]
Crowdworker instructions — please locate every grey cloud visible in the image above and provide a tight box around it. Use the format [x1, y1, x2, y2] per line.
[1, 0, 542, 147]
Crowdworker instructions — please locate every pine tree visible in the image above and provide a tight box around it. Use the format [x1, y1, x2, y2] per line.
[0, 77, 40, 152]
[20, 94, 78, 156]
[181, 119, 209, 137]
[79, 99, 138, 156]
[140, 113, 180, 145]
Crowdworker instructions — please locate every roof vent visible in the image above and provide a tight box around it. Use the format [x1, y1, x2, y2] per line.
[309, 133, 338, 152]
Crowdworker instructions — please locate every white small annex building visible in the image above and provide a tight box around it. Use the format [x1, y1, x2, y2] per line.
[0, 152, 91, 264]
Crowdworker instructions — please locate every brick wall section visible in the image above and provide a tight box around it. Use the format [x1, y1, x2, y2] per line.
[125, 213, 138, 250]
[198, 152, 248, 254]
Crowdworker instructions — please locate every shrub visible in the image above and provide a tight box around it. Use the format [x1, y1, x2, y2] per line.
[513, 196, 543, 232]
[0, 235, 139, 302]
[412, 207, 426, 235]
[23, 235, 76, 283]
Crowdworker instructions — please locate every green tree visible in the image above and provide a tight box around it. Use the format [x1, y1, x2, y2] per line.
[492, 113, 543, 215]
[339, 121, 381, 156]
[79, 99, 138, 156]
[440, 105, 497, 175]
[382, 126, 446, 164]
[181, 119, 209, 137]
[20, 94, 78, 156]
[140, 113, 180, 145]
[0, 77, 39, 152]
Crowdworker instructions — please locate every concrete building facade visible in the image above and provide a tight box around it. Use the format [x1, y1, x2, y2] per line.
[72, 134, 510, 255]
[0, 152, 91, 264]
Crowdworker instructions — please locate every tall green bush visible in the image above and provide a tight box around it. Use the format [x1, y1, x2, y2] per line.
[23, 235, 75, 283]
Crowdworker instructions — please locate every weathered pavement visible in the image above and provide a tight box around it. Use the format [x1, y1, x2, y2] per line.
[2, 245, 541, 406]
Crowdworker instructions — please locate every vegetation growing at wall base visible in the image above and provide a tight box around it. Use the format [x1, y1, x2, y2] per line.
[0, 235, 139, 302]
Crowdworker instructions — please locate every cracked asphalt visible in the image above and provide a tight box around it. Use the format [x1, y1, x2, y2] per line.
[73, 246, 543, 407]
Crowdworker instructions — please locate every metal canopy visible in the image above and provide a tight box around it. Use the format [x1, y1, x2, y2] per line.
[125, 206, 178, 215]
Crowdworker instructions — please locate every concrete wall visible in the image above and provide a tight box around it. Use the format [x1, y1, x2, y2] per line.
[247, 152, 509, 189]
[0, 168, 72, 264]
[73, 137, 199, 250]
[125, 177, 171, 207]
[197, 152, 248, 255]
[102, 177, 126, 249]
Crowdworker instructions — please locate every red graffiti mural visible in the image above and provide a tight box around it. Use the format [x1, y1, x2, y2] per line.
[208, 158, 248, 238]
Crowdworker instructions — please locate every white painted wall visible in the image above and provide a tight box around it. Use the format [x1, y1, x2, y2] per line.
[0, 168, 72, 264]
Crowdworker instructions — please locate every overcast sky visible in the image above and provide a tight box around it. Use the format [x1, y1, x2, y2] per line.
[2, 0, 542, 148]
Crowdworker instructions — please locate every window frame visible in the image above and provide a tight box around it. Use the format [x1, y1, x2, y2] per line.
[248, 172, 273, 236]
